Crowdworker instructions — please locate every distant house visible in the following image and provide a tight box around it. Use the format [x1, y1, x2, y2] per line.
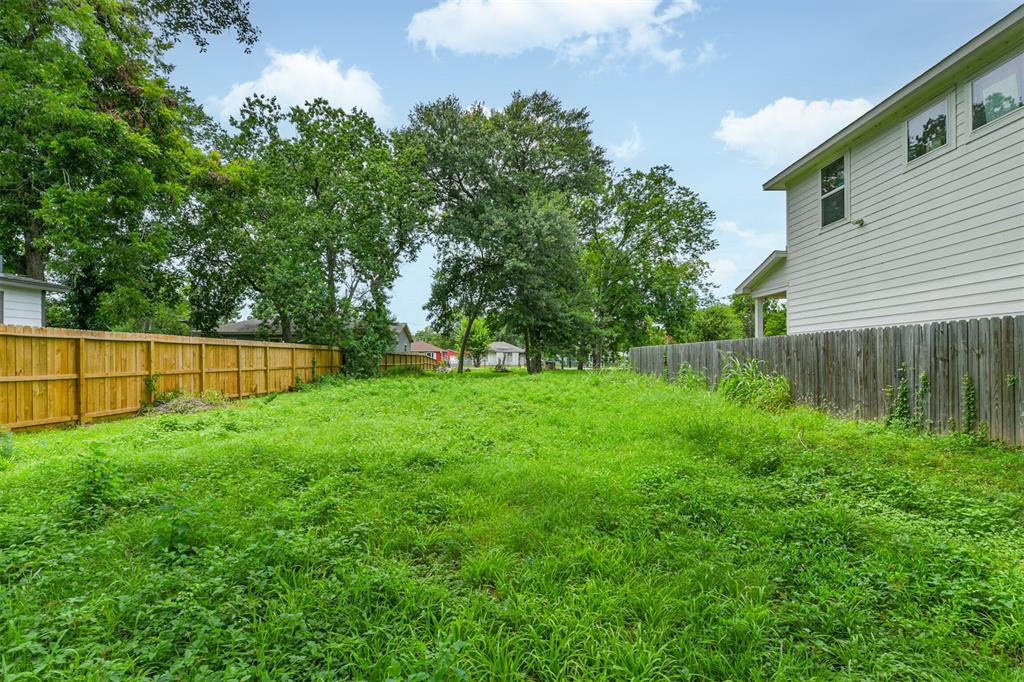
[213, 318, 416, 351]
[0, 266, 69, 327]
[481, 341, 526, 367]
[411, 340, 443, 364]
[735, 7, 1024, 336]
[213, 318, 280, 341]
[391, 323, 414, 352]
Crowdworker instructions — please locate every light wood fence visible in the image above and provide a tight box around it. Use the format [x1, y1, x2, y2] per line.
[630, 315, 1024, 447]
[0, 325, 434, 431]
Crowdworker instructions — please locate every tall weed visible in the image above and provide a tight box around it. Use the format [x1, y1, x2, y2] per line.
[717, 355, 790, 411]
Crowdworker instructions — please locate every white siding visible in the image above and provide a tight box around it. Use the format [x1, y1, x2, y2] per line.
[751, 260, 788, 297]
[482, 351, 524, 367]
[783, 50, 1024, 334]
[0, 284, 44, 326]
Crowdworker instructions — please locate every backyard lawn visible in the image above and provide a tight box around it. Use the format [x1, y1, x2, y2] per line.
[3, 369, 1024, 679]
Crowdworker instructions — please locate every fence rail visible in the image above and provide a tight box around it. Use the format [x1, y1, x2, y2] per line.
[0, 325, 433, 431]
[630, 315, 1024, 447]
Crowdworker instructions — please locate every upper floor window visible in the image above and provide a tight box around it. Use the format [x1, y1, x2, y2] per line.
[820, 156, 845, 227]
[907, 99, 948, 161]
[971, 53, 1023, 130]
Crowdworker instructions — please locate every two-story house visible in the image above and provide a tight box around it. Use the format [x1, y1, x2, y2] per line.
[737, 6, 1024, 336]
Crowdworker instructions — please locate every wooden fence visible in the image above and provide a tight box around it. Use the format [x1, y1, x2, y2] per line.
[630, 315, 1024, 447]
[0, 325, 434, 431]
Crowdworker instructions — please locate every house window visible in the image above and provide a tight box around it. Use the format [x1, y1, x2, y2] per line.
[820, 155, 846, 227]
[907, 99, 948, 161]
[971, 52, 1023, 130]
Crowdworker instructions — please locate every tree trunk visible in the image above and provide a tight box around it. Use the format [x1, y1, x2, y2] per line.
[592, 326, 606, 369]
[280, 314, 293, 343]
[325, 246, 338, 316]
[22, 219, 47, 279]
[524, 328, 542, 374]
[457, 312, 476, 373]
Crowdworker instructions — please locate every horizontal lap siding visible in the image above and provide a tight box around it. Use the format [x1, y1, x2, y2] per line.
[0, 286, 43, 326]
[630, 314, 1024, 447]
[784, 48, 1024, 335]
[752, 260, 788, 296]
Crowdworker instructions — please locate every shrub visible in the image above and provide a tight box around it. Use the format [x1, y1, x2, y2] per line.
[68, 445, 124, 524]
[717, 355, 790, 411]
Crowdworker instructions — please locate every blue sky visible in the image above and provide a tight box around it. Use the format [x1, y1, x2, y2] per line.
[169, 0, 1020, 332]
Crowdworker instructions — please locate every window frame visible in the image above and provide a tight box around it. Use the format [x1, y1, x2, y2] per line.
[966, 48, 1024, 140]
[818, 152, 850, 230]
[904, 91, 954, 166]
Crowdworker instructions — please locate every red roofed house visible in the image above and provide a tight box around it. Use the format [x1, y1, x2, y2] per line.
[411, 340, 444, 366]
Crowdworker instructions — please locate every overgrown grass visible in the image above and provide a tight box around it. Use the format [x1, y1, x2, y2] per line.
[2, 370, 1024, 679]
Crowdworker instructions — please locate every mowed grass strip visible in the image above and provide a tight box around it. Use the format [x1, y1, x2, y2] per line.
[2, 370, 1024, 679]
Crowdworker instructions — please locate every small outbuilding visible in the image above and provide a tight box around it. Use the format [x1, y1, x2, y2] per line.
[482, 341, 526, 368]
[0, 268, 69, 327]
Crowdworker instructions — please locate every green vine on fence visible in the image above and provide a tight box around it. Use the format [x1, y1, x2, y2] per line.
[885, 367, 934, 431]
[962, 373, 978, 436]
[885, 366, 912, 428]
[915, 371, 930, 430]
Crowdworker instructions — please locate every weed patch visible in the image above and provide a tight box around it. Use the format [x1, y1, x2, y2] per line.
[2, 371, 1023, 678]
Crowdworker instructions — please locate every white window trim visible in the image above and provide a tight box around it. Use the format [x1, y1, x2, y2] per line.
[965, 47, 1024, 143]
[904, 90, 956, 168]
[819, 152, 850, 231]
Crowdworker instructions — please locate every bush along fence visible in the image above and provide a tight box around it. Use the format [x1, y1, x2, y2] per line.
[0, 325, 434, 431]
[630, 315, 1024, 447]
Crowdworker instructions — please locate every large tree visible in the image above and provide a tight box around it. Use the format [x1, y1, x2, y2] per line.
[186, 96, 433, 372]
[406, 91, 605, 372]
[0, 0, 257, 328]
[581, 166, 716, 366]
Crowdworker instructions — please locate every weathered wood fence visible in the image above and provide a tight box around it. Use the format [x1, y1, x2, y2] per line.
[0, 325, 433, 431]
[630, 315, 1024, 447]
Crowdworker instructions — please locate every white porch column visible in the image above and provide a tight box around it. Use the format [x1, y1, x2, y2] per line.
[754, 297, 765, 338]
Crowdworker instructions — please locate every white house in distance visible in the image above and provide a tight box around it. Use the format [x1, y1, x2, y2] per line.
[481, 341, 526, 367]
[390, 323, 414, 353]
[0, 261, 68, 327]
[737, 6, 1024, 337]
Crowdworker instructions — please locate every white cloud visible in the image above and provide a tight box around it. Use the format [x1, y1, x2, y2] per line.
[709, 258, 738, 290]
[212, 49, 390, 123]
[716, 220, 783, 251]
[407, 0, 700, 71]
[714, 97, 872, 166]
[695, 40, 716, 65]
[609, 124, 644, 161]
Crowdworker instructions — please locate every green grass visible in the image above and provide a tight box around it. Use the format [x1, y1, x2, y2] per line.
[2, 370, 1024, 680]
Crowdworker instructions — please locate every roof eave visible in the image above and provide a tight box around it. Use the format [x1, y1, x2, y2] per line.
[763, 5, 1024, 191]
[0, 275, 69, 293]
[735, 250, 787, 295]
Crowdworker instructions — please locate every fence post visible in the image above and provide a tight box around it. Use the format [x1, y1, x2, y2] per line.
[264, 345, 270, 394]
[77, 337, 87, 425]
[290, 347, 296, 384]
[147, 340, 156, 402]
[236, 343, 244, 398]
[199, 342, 206, 394]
